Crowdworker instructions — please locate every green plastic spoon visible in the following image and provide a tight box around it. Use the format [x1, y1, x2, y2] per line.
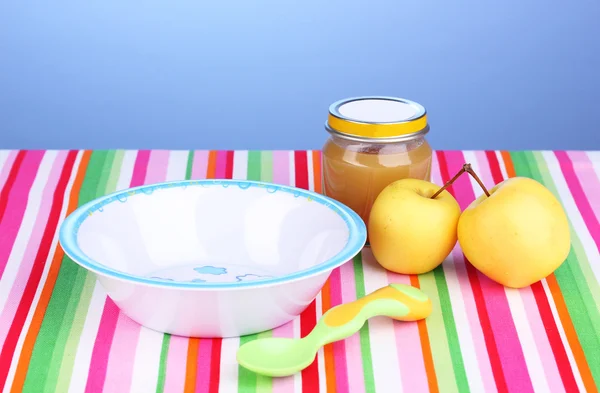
[236, 283, 432, 377]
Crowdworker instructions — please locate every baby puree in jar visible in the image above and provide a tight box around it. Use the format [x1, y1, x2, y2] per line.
[322, 97, 433, 227]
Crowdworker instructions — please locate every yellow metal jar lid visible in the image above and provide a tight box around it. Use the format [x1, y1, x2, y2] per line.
[326, 96, 429, 141]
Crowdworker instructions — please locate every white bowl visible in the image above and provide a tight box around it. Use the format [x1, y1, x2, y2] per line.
[59, 180, 366, 337]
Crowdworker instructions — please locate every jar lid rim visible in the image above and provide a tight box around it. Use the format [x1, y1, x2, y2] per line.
[327, 96, 428, 139]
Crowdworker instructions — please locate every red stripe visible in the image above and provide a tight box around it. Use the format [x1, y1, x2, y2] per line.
[0, 151, 78, 390]
[484, 151, 504, 184]
[225, 151, 234, 180]
[208, 338, 222, 393]
[294, 151, 320, 393]
[494, 151, 579, 391]
[437, 151, 509, 393]
[0, 151, 26, 223]
[531, 282, 579, 391]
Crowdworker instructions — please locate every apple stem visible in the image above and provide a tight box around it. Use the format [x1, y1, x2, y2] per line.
[430, 163, 491, 199]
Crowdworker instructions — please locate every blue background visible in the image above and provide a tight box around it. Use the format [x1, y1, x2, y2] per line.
[1, 1, 599, 151]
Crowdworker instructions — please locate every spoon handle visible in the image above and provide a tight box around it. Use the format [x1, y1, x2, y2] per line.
[307, 283, 432, 347]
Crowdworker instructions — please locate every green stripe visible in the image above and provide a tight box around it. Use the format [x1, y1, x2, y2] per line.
[53, 151, 124, 392]
[247, 151, 262, 183]
[260, 151, 273, 183]
[46, 151, 120, 392]
[185, 150, 194, 180]
[434, 267, 470, 393]
[23, 151, 112, 392]
[155, 335, 171, 393]
[238, 151, 271, 393]
[419, 268, 467, 393]
[353, 253, 376, 392]
[518, 151, 600, 383]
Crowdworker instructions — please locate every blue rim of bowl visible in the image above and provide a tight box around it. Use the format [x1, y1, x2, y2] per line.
[59, 179, 367, 290]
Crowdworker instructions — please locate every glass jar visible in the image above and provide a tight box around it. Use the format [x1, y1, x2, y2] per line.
[322, 96, 433, 227]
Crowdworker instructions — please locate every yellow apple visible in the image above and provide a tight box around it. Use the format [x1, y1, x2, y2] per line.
[368, 178, 461, 275]
[458, 177, 570, 288]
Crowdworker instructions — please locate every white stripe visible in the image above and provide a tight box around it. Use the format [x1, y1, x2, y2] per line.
[0, 150, 10, 179]
[4, 151, 83, 392]
[586, 151, 600, 176]
[314, 292, 327, 393]
[165, 150, 190, 181]
[67, 281, 107, 393]
[65, 150, 137, 390]
[505, 289, 552, 393]
[541, 151, 600, 282]
[219, 337, 240, 393]
[233, 151, 248, 180]
[442, 257, 486, 392]
[361, 250, 403, 393]
[495, 151, 510, 179]
[128, 151, 185, 392]
[307, 151, 315, 191]
[115, 151, 138, 191]
[0, 151, 58, 315]
[541, 279, 586, 392]
[463, 151, 491, 199]
[128, 328, 164, 393]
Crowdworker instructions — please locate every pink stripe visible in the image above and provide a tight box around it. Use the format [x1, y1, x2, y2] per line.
[569, 151, 600, 220]
[385, 269, 429, 392]
[163, 336, 189, 393]
[191, 151, 210, 179]
[86, 151, 154, 391]
[446, 150, 534, 393]
[0, 151, 45, 278]
[272, 151, 290, 185]
[85, 301, 121, 393]
[102, 315, 142, 393]
[0, 152, 67, 350]
[328, 268, 349, 393]
[0, 151, 18, 189]
[130, 151, 151, 187]
[520, 286, 565, 393]
[144, 150, 171, 184]
[339, 259, 365, 393]
[101, 150, 172, 392]
[432, 153, 497, 392]
[271, 322, 296, 393]
[561, 151, 600, 250]
[215, 151, 228, 179]
[195, 339, 213, 393]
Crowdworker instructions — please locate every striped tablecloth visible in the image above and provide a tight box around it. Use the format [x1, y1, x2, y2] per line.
[0, 150, 599, 393]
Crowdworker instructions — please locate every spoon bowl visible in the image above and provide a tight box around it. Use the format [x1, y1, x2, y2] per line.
[237, 337, 317, 377]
